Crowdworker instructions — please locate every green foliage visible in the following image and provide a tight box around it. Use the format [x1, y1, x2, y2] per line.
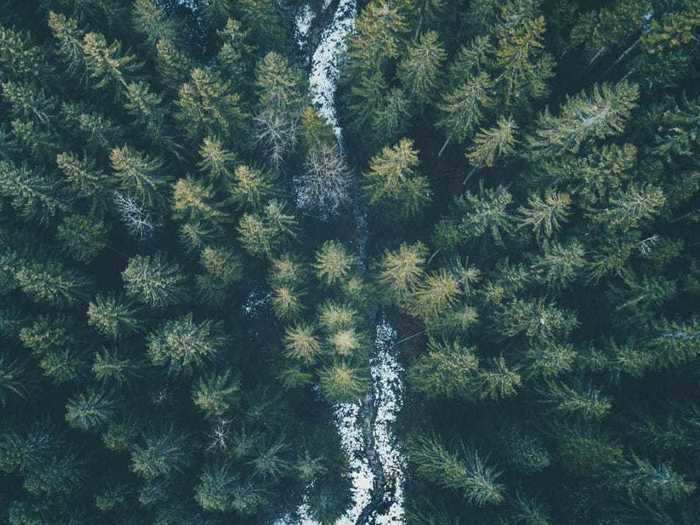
[528, 82, 639, 157]
[65, 389, 114, 431]
[57, 214, 108, 263]
[408, 339, 479, 399]
[147, 315, 226, 374]
[87, 294, 141, 339]
[319, 363, 369, 403]
[130, 429, 188, 480]
[314, 241, 355, 287]
[408, 435, 505, 506]
[122, 254, 188, 308]
[193, 370, 240, 418]
[1, 2, 699, 523]
[362, 138, 431, 218]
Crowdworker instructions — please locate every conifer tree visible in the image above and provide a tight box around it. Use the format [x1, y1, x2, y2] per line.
[466, 117, 518, 168]
[347, 0, 409, 75]
[254, 52, 306, 168]
[379, 242, 428, 302]
[319, 363, 369, 403]
[65, 389, 114, 431]
[314, 241, 355, 287]
[131, 429, 188, 480]
[110, 145, 166, 208]
[0, 160, 68, 222]
[56, 151, 111, 203]
[147, 315, 226, 374]
[398, 31, 446, 106]
[438, 72, 494, 153]
[408, 435, 505, 506]
[87, 294, 141, 339]
[408, 339, 479, 399]
[82, 32, 140, 91]
[193, 370, 240, 418]
[57, 214, 108, 263]
[48, 12, 85, 75]
[176, 68, 246, 143]
[122, 254, 188, 308]
[131, 0, 181, 49]
[0, 24, 44, 81]
[363, 138, 430, 218]
[528, 82, 639, 157]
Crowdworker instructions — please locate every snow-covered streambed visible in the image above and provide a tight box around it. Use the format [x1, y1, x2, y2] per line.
[291, 1, 407, 523]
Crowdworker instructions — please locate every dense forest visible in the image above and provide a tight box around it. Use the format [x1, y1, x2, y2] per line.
[1, 0, 699, 523]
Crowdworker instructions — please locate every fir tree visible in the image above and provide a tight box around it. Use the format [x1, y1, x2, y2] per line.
[362, 138, 431, 218]
[122, 254, 188, 308]
[147, 315, 226, 374]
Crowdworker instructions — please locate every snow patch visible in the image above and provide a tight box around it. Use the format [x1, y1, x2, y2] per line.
[308, 0, 357, 140]
[295, 4, 316, 49]
[371, 320, 406, 524]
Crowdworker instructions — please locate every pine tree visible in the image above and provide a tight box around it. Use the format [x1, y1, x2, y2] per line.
[198, 136, 235, 180]
[379, 242, 428, 302]
[172, 176, 226, 224]
[544, 381, 612, 421]
[528, 82, 639, 157]
[131, 429, 188, 480]
[362, 138, 431, 218]
[284, 324, 321, 364]
[478, 356, 521, 400]
[57, 214, 108, 263]
[408, 435, 505, 506]
[0, 24, 44, 81]
[228, 164, 275, 210]
[466, 117, 518, 168]
[314, 241, 356, 287]
[147, 315, 226, 374]
[11, 256, 91, 307]
[271, 284, 304, 321]
[48, 12, 85, 75]
[237, 200, 297, 257]
[65, 389, 114, 431]
[410, 270, 461, 321]
[319, 363, 369, 403]
[494, 5, 554, 107]
[122, 254, 188, 308]
[453, 184, 513, 245]
[193, 370, 240, 418]
[398, 31, 446, 106]
[124, 81, 166, 140]
[408, 339, 479, 399]
[92, 347, 139, 384]
[56, 151, 111, 203]
[131, 0, 181, 49]
[318, 302, 357, 332]
[517, 191, 571, 240]
[437, 72, 494, 153]
[532, 240, 586, 289]
[87, 294, 141, 339]
[347, 1, 409, 75]
[195, 463, 238, 512]
[82, 32, 140, 91]
[496, 298, 578, 342]
[0, 160, 68, 222]
[110, 145, 166, 208]
[176, 68, 246, 143]
[620, 455, 696, 504]
[254, 52, 306, 168]
[0, 356, 28, 407]
[155, 37, 193, 88]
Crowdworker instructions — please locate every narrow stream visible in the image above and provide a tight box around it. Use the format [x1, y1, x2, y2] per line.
[292, 2, 406, 523]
